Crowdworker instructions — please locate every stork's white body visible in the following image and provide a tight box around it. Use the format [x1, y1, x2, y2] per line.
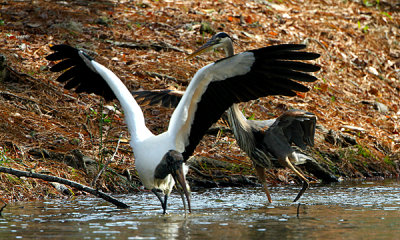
[90, 53, 255, 194]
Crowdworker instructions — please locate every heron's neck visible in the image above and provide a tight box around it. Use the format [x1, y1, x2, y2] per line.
[223, 44, 234, 58]
[227, 104, 254, 152]
[223, 41, 254, 152]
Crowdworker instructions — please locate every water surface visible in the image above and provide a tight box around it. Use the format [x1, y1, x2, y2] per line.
[1, 180, 399, 239]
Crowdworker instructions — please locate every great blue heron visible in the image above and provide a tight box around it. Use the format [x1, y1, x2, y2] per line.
[45, 41, 319, 213]
[132, 32, 318, 202]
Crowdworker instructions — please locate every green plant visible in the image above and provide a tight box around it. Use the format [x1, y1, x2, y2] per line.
[383, 156, 394, 166]
[363, 0, 380, 7]
[0, 147, 9, 164]
[247, 113, 255, 121]
[357, 21, 369, 33]
[356, 144, 371, 158]
[381, 11, 392, 19]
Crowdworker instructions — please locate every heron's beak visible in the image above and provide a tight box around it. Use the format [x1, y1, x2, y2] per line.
[186, 39, 219, 59]
[171, 166, 192, 213]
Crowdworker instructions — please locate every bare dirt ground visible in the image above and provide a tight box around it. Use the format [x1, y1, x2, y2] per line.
[0, 0, 399, 202]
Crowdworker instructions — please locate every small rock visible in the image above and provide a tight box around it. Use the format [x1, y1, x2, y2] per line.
[374, 101, 389, 113]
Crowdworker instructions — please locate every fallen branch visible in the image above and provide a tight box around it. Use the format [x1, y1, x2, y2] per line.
[0, 167, 129, 209]
[106, 40, 186, 53]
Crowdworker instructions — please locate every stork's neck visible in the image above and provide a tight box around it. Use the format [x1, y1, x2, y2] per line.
[91, 61, 153, 141]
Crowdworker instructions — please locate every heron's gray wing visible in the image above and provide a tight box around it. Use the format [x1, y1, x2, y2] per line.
[131, 90, 183, 108]
[278, 109, 317, 149]
[248, 119, 276, 130]
[263, 127, 295, 160]
[300, 112, 316, 147]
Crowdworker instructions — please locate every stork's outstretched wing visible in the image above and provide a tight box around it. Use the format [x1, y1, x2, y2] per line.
[46, 44, 152, 141]
[169, 44, 320, 159]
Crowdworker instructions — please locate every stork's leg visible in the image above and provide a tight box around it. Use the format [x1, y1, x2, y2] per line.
[254, 165, 272, 203]
[152, 188, 168, 214]
[279, 156, 309, 202]
[163, 194, 168, 214]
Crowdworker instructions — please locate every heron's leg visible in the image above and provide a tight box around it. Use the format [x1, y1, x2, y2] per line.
[152, 188, 168, 214]
[254, 165, 272, 203]
[279, 156, 309, 202]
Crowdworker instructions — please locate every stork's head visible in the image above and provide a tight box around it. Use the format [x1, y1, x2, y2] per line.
[187, 32, 233, 59]
[155, 150, 191, 213]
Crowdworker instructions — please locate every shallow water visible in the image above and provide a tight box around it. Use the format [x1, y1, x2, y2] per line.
[1, 180, 399, 239]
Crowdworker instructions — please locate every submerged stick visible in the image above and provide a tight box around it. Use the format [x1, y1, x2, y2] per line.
[297, 203, 301, 218]
[0, 167, 129, 209]
[0, 199, 6, 217]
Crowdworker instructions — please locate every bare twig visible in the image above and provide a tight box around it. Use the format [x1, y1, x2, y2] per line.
[92, 134, 122, 187]
[0, 91, 55, 112]
[145, 71, 187, 85]
[4, 63, 77, 101]
[0, 167, 129, 209]
[303, 38, 335, 60]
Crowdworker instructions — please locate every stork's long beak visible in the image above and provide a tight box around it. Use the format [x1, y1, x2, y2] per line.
[171, 166, 191, 213]
[186, 39, 219, 59]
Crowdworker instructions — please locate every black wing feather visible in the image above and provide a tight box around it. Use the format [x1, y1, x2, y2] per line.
[131, 90, 183, 108]
[46, 44, 115, 101]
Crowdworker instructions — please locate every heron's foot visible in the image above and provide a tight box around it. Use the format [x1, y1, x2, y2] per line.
[254, 165, 272, 203]
[293, 180, 309, 202]
[262, 182, 272, 203]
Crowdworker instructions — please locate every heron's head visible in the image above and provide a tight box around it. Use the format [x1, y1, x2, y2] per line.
[155, 150, 191, 213]
[187, 32, 233, 59]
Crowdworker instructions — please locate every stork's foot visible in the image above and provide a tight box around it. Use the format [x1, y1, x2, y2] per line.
[152, 188, 169, 214]
[293, 180, 309, 202]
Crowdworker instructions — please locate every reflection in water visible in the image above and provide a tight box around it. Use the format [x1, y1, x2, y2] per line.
[0, 180, 399, 239]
